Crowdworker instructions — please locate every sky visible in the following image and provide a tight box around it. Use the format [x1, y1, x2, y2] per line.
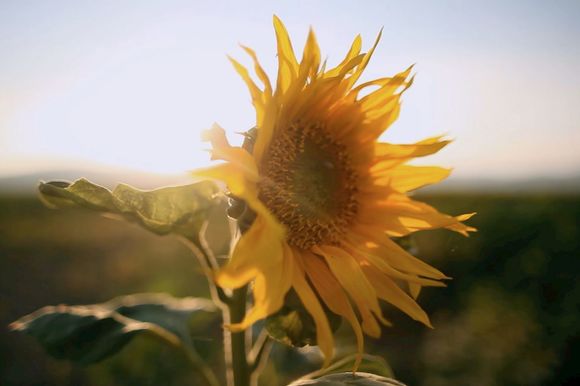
[1, 0, 579, 180]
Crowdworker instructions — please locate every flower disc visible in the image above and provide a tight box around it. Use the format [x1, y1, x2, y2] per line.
[260, 121, 358, 249]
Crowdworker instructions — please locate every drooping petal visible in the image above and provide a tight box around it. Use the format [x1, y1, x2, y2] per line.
[362, 266, 432, 328]
[302, 251, 364, 370]
[370, 194, 477, 236]
[228, 242, 293, 330]
[215, 214, 284, 289]
[345, 234, 448, 289]
[313, 245, 389, 337]
[373, 165, 452, 192]
[292, 257, 335, 367]
[372, 136, 451, 170]
[347, 227, 449, 280]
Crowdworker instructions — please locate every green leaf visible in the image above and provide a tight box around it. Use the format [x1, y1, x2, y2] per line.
[38, 178, 221, 244]
[287, 372, 405, 386]
[10, 293, 217, 365]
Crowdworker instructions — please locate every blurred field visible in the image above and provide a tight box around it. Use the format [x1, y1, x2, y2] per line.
[1, 192, 579, 385]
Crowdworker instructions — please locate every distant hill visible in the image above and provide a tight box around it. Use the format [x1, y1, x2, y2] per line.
[423, 174, 580, 194]
[0, 168, 193, 195]
[1, 168, 579, 195]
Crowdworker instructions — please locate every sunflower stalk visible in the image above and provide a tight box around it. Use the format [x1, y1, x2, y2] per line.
[225, 285, 251, 386]
[223, 187, 262, 386]
[184, 229, 255, 386]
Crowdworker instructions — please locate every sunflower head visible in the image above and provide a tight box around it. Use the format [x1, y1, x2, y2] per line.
[196, 15, 475, 367]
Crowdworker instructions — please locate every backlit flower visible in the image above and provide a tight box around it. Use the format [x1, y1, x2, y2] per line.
[196, 16, 475, 366]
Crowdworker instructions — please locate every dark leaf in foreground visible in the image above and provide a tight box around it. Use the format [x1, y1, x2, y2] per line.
[307, 354, 394, 379]
[288, 371, 405, 385]
[10, 293, 217, 365]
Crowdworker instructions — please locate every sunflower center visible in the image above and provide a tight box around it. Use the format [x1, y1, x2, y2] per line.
[259, 122, 358, 249]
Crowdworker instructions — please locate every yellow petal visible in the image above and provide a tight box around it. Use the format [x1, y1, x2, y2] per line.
[373, 136, 451, 170]
[359, 65, 414, 112]
[201, 123, 259, 179]
[228, 56, 265, 124]
[240, 45, 272, 99]
[228, 242, 293, 331]
[360, 96, 401, 140]
[216, 214, 284, 289]
[233, 45, 276, 165]
[375, 195, 477, 236]
[347, 28, 383, 89]
[446, 212, 477, 234]
[409, 283, 422, 299]
[323, 34, 362, 78]
[347, 227, 448, 280]
[302, 251, 364, 370]
[192, 163, 256, 197]
[363, 267, 432, 328]
[373, 165, 452, 192]
[279, 28, 322, 117]
[300, 28, 321, 81]
[252, 99, 278, 167]
[292, 257, 334, 367]
[192, 162, 284, 240]
[346, 233, 448, 289]
[314, 245, 387, 337]
[273, 15, 298, 95]
[336, 54, 365, 79]
[349, 76, 395, 97]
[354, 198, 411, 236]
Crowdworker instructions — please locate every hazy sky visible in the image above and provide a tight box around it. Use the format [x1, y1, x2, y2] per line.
[1, 0, 579, 180]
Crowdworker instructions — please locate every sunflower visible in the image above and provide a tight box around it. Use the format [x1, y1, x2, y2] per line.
[196, 16, 475, 366]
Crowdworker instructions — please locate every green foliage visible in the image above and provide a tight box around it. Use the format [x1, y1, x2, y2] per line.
[38, 178, 221, 245]
[10, 293, 217, 365]
[288, 372, 405, 385]
[2, 193, 579, 385]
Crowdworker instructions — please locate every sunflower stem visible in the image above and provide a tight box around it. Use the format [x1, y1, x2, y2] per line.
[224, 285, 251, 386]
